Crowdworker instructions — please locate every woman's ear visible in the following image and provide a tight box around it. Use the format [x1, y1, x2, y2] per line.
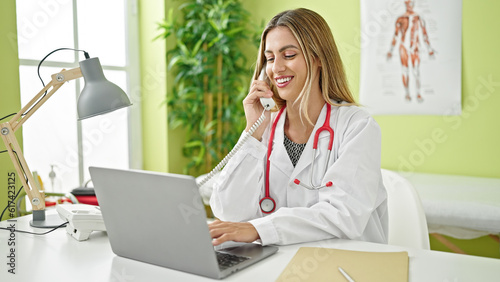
[313, 56, 322, 67]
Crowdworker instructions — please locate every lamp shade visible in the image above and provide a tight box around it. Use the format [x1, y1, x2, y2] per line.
[77, 57, 132, 120]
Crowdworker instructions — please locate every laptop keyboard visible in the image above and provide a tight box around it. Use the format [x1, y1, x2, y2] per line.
[216, 252, 250, 270]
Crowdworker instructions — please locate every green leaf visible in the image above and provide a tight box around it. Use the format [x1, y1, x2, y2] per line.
[177, 40, 190, 56]
[191, 38, 204, 57]
[159, 0, 256, 175]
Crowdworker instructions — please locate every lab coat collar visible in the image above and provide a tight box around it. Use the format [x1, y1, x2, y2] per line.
[269, 104, 333, 183]
[291, 104, 331, 181]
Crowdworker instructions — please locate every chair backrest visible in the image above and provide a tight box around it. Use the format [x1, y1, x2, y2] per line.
[381, 169, 430, 250]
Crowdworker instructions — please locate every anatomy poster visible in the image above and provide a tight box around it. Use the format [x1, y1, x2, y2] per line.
[359, 0, 462, 115]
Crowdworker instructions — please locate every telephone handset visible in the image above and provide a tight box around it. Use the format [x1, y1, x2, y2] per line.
[260, 98, 275, 111]
[197, 67, 274, 188]
[259, 67, 276, 110]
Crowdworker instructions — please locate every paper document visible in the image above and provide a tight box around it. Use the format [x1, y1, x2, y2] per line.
[277, 247, 408, 282]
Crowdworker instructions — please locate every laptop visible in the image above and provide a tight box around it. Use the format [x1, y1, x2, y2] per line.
[89, 167, 278, 279]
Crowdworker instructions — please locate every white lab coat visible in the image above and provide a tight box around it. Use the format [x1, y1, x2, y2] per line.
[210, 103, 388, 245]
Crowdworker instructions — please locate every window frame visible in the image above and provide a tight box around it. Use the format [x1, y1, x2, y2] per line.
[16, 0, 142, 187]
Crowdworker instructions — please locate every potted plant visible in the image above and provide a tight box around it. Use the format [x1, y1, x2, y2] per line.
[157, 0, 259, 175]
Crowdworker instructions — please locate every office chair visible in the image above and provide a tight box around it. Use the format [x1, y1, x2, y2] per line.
[381, 169, 430, 250]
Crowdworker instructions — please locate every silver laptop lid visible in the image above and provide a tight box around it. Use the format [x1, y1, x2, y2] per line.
[90, 167, 220, 278]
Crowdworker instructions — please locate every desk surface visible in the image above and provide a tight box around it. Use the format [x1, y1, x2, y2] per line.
[1, 213, 500, 282]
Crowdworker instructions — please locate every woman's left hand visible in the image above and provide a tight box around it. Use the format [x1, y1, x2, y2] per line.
[208, 219, 260, 246]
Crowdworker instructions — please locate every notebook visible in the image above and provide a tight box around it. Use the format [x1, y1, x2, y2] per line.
[89, 167, 278, 279]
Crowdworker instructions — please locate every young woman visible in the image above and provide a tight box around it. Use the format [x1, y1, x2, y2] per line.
[208, 8, 388, 246]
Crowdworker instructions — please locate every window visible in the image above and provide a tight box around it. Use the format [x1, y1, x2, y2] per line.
[15, 0, 141, 192]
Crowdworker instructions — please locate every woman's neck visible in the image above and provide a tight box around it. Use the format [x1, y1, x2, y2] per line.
[284, 93, 325, 144]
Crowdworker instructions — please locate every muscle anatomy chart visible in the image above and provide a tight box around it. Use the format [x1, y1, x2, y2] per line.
[360, 0, 461, 115]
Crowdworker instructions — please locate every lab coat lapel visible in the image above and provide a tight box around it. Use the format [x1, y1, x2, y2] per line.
[269, 109, 294, 176]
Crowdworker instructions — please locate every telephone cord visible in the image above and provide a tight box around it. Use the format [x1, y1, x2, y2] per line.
[197, 109, 267, 188]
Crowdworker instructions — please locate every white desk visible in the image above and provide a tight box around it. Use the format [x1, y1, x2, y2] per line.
[1, 213, 500, 282]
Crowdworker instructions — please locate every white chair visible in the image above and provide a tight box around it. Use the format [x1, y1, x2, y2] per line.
[381, 169, 430, 250]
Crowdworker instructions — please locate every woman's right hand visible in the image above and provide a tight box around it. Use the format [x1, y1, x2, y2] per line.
[243, 80, 274, 140]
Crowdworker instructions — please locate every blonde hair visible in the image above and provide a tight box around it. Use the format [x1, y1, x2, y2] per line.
[253, 8, 357, 124]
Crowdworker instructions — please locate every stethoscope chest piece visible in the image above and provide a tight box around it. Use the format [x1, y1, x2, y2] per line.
[259, 197, 276, 214]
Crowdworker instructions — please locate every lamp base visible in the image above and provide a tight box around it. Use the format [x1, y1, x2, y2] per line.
[30, 210, 67, 228]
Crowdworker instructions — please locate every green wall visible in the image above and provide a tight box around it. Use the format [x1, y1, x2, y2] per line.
[242, 0, 500, 179]
[0, 0, 22, 220]
[152, 0, 500, 179]
[378, 0, 500, 178]
[139, 0, 169, 172]
[155, 0, 500, 179]
[140, 0, 187, 174]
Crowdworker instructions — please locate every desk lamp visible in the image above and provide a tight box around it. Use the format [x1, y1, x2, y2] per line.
[1, 52, 132, 228]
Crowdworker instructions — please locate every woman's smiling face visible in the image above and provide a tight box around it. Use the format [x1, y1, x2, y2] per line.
[264, 26, 314, 102]
[264, 26, 319, 102]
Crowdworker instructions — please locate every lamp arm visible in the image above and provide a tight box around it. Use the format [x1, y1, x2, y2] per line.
[9, 67, 83, 132]
[0, 67, 83, 211]
[1, 123, 45, 210]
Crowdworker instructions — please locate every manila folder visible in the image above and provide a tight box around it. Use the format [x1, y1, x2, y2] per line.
[277, 247, 409, 282]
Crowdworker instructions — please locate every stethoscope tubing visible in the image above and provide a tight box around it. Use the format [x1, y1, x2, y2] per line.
[261, 106, 287, 214]
[295, 103, 334, 190]
[261, 104, 335, 213]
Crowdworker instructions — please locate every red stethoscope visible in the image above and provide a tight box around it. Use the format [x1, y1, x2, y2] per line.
[259, 103, 334, 214]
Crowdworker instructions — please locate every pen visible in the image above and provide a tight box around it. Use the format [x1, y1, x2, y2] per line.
[338, 267, 355, 282]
